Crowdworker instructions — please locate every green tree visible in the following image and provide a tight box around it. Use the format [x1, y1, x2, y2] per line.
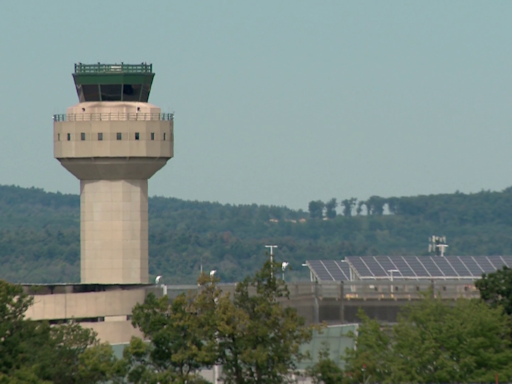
[345, 295, 512, 383]
[308, 200, 325, 219]
[365, 196, 386, 216]
[343, 309, 391, 383]
[215, 260, 314, 383]
[0, 280, 118, 383]
[475, 266, 512, 315]
[341, 198, 357, 217]
[306, 343, 345, 384]
[123, 274, 218, 383]
[324, 199, 337, 219]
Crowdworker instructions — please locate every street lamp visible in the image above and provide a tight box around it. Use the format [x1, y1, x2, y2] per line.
[155, 275, 167, 296]
[282, 262, 289, 281]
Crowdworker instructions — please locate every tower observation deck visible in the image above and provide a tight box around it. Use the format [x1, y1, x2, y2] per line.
[53, 63, 174, 284]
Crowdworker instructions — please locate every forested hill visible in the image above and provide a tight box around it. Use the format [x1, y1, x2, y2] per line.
[2, 184, 512, 284]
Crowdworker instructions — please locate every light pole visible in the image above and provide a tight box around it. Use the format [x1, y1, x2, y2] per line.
[265, 245, 278, 278]
[210, 269, 220, 383]
[265, 245, 278, 264]
[282, 262, 289, 281]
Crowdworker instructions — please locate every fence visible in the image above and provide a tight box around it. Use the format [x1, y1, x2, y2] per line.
[162, 280, 480, 302]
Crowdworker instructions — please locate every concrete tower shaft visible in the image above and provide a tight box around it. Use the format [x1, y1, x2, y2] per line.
[54, 63, 173, 284]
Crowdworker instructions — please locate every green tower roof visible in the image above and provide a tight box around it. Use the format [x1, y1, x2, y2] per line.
[73, 63, 155, 102]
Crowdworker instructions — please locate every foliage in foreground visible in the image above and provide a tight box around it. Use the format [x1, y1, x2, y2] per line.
[124, 260, 315, 383]
[0, 280, 119, 384]
[306, 344, 344, 384]
[344, 293, 512, 384]
[6, 263, 512, 383]
[476, 265, 512, 316]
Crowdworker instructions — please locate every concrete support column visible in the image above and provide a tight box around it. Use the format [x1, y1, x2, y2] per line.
[81, 179, 149, 284]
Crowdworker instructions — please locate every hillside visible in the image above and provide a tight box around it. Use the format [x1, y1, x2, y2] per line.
[1, 185, 512, 284]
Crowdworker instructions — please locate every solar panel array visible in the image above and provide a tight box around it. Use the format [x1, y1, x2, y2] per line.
[306, 260, 352, 281]
[306, 256, 512, 282]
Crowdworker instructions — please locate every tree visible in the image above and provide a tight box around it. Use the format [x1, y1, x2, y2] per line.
[215, 260, 314, 383]
[343, 309, 391, 383]
[324, 199, 337, 219]
[306, 343, 345, 384]
[0, 280, 118, 383]
[308, 200, 325, 219]
[0, 280, 34, 376]
[122, 261, 314, 383]
[123, 275, 218, 383]
[365, 196, 385, 216]
[340, 198, 357, 217]
[475, 266, 512, 316]
[344, 294, 512, 383]
[356, 201, 365, 216]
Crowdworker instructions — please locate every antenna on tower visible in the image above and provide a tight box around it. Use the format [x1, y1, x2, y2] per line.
[429, 236, 448, 256]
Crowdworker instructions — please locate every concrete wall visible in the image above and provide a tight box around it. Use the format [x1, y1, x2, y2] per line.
[81, 179, 148, 284]
[86, 320, 144, 345]
[54, 101, 173, 163]
[25, 288, 145, 321]
[54, 120, 173, 160]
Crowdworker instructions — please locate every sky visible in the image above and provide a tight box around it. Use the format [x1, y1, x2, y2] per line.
[1, 1, 512, 210]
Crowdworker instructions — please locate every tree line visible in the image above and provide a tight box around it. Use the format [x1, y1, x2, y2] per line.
[5, 185, 512, 284]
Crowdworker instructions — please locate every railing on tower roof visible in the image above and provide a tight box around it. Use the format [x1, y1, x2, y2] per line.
[74, 63, 153, 74]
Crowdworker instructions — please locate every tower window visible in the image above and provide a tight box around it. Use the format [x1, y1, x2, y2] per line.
[163, 133, 166, 141]
[67, 133, 71, 141]
[57, 133, 60, 141]
[98, 133, 103, 141]
[81, 132, 86, 141]
[135, 132, 140, 140]
[151, 132, 155, 141]
[117, 133, 122, 140]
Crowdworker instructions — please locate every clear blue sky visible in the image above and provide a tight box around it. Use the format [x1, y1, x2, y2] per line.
[1, 1, 512, 209]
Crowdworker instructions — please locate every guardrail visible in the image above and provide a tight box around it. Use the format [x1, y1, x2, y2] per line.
[53, 113, 173, 122]
[74, 63, 153, 74]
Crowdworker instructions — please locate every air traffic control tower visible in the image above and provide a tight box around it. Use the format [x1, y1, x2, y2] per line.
[54, 63, 173, 284]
